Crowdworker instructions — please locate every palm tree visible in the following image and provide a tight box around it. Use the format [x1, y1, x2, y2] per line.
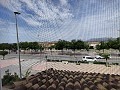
[101, 53, 110, 67]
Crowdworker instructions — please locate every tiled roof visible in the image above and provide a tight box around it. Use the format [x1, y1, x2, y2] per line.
[14, 68, 120, 90]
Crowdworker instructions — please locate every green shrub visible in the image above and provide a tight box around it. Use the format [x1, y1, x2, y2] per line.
[22, 68, 31, 78]
[2, 69, 20, 86]
[80, 61, 89, 64]
[112, 63, 119, 65]
[68, 61, 76, 63]
[76, 63, 80, 65]
[47, 59, 51, 62]
[93, 61, 106, 65]
[47, 59, 61, 62]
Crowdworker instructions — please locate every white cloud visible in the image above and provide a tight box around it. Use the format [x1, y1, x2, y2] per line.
[60, 0, 68, 6]
[0, 18, 6, 25]
[0, 0, 120, 42]
[0, 0, 73, 27]
[20, 15, 41, 26]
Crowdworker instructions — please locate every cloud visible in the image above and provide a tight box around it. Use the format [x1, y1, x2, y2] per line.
[60, 0, 68, 6]
[0, 0, 73, 27]
[0, 18, 6, 25]
[0, 0, 120, 43]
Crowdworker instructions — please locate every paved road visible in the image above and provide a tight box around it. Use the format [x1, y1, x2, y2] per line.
[1, 52, 120, 64]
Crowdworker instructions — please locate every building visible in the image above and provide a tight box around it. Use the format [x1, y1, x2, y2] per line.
[39, 41, 57, 50]
[88, 41, 100, 49]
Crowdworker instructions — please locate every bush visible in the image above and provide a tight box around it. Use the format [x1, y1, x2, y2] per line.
[80, 61, 89, 64]
[47, 59, 51, 62]
[68, 61, 76, 63]
[22, 68, 31, 78]
[2, 69, 20, 86]
[76, 63, 80, 65]
[112, 63, 119, 65]
[93, 61, 106, 65]
[47, 59, 61, 62]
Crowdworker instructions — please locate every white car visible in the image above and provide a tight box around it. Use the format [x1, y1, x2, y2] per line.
[95, 55, 105, 59]
[82, 56, 97, 62]
[95, 55, 111, 59]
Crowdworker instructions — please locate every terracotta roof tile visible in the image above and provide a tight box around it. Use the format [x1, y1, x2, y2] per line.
[13, 68, 120, 90]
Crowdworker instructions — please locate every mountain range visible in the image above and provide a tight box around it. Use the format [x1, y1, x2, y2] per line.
[86, 37, 116, 42]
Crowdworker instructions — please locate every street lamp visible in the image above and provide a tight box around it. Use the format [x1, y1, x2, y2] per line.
[14, 12, 22, 79]
[0, 67, 2, 90]
[45, 56, 47, 70]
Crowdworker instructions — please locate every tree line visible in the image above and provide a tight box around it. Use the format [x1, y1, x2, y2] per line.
[52, 39, 89, 54]
[0, 38, 120, 57]
[0, 38, 120, 53]
[96, 38, 120, 52]
[0, 40, 89, 55]
[0, 42, 44, 54]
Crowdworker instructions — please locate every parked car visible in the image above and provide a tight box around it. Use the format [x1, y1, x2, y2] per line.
[95, 55, 111, 59]
[82, 56, 97, 62]
[95, 55, 105, 59]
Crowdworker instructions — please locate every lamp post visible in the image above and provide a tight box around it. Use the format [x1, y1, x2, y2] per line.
[117, 30, 120, 54]
[45, 55, 47, 70]
[0, 67, 2, 90]
[14, 12, 22, 79]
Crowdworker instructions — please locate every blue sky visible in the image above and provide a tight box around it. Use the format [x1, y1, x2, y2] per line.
[0, 0, 120, 43]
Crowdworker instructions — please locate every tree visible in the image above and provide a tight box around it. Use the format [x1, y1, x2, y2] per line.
[55, 40, 67, 55]
[7, 44, 12, 54]
[84, 43, 90, 53]
[48, 45, 55, 55]
[12, 43, 17, 54]
[115, 38, 120, 52]
[96, 42, 109, 52]
[69, 40, 85, 55]
[28, 42, 39, 52]
[96, 44, 101, 51]
[69, 40, 77, 54]
[107, 40, 114, 49]
[0, 43, 8, 51]
[101, 53, 110, 67]
[33, 42, 39, 52]
[100, 42, 107, 52]
[76, 40, 85, 50]
[20, 42, 29, 54]
[95, 38, 120, 53]
[39, 45, 44, 53]
[0, 51, 8, 60]
[64, 41, 71, 50]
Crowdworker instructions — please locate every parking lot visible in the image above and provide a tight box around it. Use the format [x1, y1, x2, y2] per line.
[0, 50, 120, 78]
